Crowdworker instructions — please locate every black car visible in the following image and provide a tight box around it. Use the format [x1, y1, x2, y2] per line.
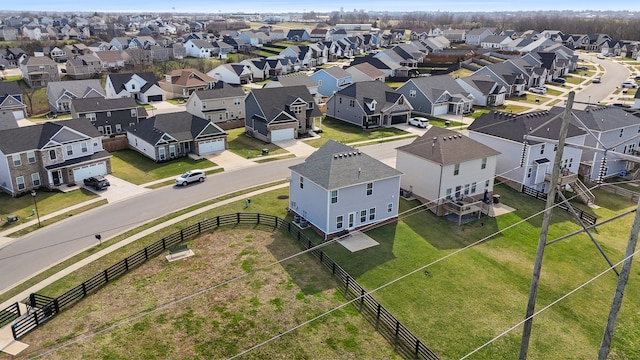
[84, 175, 110, 190]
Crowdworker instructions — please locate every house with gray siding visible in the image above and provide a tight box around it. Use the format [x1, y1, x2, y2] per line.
[326, 81, 412, 129]
[185, 82, 246, 127]
[396, 75, 474, 116]
[289, 140, 402, 239]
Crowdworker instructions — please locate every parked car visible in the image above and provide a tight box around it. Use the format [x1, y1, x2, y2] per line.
[175, 169, 206, 186]
[597, 54, 605, 59]
[620, 81, 637, 88]
[592, 76, 601, 83]
[530, 86, 547, 94]
[634, 75, 640, 81]
[552, 78, 566, 86]
[408, 117, 429, 128]
[83, 175, 110, 190]
[576, 66, 589, 71]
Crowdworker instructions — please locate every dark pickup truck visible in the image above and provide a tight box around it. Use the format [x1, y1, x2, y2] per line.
[83, 175, 110, 190]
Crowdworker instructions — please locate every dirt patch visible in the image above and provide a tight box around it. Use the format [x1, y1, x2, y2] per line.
[13, 228, 400, 360]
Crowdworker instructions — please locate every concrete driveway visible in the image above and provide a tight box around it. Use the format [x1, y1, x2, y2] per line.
[273, 139, 317, 157]
[147, 101, 185, 115]
[83, 175, 151, 203]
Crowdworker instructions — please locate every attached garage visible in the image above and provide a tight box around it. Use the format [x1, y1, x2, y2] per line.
[73, 161, 107, 182]
[198, 138, 225, 154]
[270, 128, 295, 142]
[432, 104, 448, 116]
[390, 114, 408, 124]
[147, 95, 164, 102]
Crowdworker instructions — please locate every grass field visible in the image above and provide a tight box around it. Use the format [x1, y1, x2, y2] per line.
[226, 128, 289, 159]
[109, 150, 216, 185]
[305, 117, 409, 148]
[16, 229, 400, 360]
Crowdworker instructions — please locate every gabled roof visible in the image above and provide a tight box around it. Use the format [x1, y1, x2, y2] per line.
[572, 106, 640, 132]
[165, 68, 216, 86]
[249, 85, 321, 122]
[71, 97, 138, 113]
[47, 80, 105, 102]
[187, 39, 214, 48]
[468, 108, 586, 144]
[128, 111, 225, 144]
[275, 73, 316, 88]
[0, 81, 21, 97]
[402, 75, 471, 103]
[317, 66, 351, 80]
[346, 62, 386, 80]
[21, 55, 56, 66]
[397, 127, 500, 166]
[457, 75, 504, 95]
[0, 118, 100, 154]
[335, 81, 404, 115]
[108, 72, 159, 93]
[193, 82, 244, 100]
[289, 139, 402, 190]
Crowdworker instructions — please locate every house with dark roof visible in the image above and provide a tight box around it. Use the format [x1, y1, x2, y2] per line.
[470, 60, 528, 97]
[20, 56, 60, 88]
[239, 58, 269, 81]
[0, 81, 27, 119]
[184, 39, 216, 58]
[126, 111, 227, 162]
[0, 119, 111, 196]
[286, 29, 310, 42]
[207, 63, 253, 85]
[326, 81, 412, 129]
[245, 85, 322, 143]
[455, 75, 507, 107]
[185, 82, 246, 128]
[310, 66, 353, 97]
[570, 106, 640, 182]
[396, 75, 474, 116]
[105, 72, 166, 103]
[159, 68, 217, 99]
[468, 108, 587, 195]
[71, 97, 144, 136]
[288, 140, 402, 239]
[46, 79, 105, 113]
[396, 127, 500, 219]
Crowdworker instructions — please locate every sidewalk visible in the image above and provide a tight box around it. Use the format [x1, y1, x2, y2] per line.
[0, 182, 289, 309]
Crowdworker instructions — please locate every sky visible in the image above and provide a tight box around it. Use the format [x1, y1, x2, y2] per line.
[1, 0, 639, 14]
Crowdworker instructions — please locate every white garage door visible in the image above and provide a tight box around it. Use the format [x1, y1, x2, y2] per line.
[73, 161, 107, 182]
[198, 138, 225, 154]
[270, 128, 294, 142]
[13, 110, 25, 120]
[433, 104, 448, 116]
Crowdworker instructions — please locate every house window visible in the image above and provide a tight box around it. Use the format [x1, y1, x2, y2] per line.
[620, 129, 624, 138]
[49, 150, 57, 160]
[115, 124, 122, 132]
[540, 144, 545, 155]
[234, 98, 241, 105]
[32, 173, 40, 186]
[554, 144, 558, 152]
[454, 163, 460, 176]
[318, 80, 322, 86]
[169, 145, 176, 157]
[446, 188, 452, 199]
[12, 154, 21, 166]
[349, 99, 355, 107]
[86, 113, 96, 121]
[409, 89, 416, 97]
[331, 190, 338, 204]
[481, 157, 487, 169]
[471, 182, 477, 193]
[66, 145, 73, 156]
[527, 168, 532, 178]
[131, 109, 137, 117]
[16, 176, 25, 191]
[336, 215, 343, 229]
[366, 182, 373, 196]
[107, 111, 112, 117]
[27, 151, 36, 163]
[81, 142, 88, 153]
[398, 97, 403, 105]
[485, 180, 490, 187]
[387, 203, 393, 213]
[339, 97, 342, 104]
[369, 207, 376, 221]
[131, 84, 136, 90]
[97, 126, 104, 134]
[300, 177, 304, 189]
[158, 147, 166, 160]
[464, 184, 470, 195]
[360, 210, 367, 223]
[105, 125, 112, 135]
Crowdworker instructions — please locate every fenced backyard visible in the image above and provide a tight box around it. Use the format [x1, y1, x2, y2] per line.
[2, 213, 439, 360]
[521, 185, 597, 226]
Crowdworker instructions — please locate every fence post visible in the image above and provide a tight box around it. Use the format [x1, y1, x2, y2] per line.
[144, 247, 148, 260]
[29, 293, 35, 308]
[198, 221, 201, 234]
[180, 229, 184, 242]
[320, 251, 323, 263]
[360, 289, 365, 311]
[288, 222, 291, 233]
[124, 258, 129, 271]
[216, 215, 220, 228]
[162, 238, 166, 250]
[104, 269, 109, 283]
[376, 304, 381, 329]
[53, 299, 60, 314]
[82, 282, 87, 297]
[332, 262, 336, 274]
[257, 213, 260, 224]
[415, 339, 421, 358]
[345, 275, 350, 295]
[237, 212, 240, 223]
[308, 240, 312, 250]
[394, 320, 401, 347]
[11, 322, 17, 339]
[16, 302, 21, 316]
[33, 311, 39, 326]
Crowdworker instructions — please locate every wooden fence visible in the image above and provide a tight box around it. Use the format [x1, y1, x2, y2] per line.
[598, 184, 640, 203]
[3, 213, 439, 359]
[522, 186, 597, 226]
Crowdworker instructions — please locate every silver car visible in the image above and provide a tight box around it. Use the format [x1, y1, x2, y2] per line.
[175, 170, 206, 186]
[408, 117, 429, 128]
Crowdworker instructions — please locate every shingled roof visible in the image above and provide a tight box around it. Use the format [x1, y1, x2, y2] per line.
[127, 111, 225, 144]
[0, 118, 100, 154]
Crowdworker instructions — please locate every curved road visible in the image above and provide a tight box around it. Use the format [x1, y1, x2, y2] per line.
[574, 54, 631, 110]
[0, 140, 412, 293]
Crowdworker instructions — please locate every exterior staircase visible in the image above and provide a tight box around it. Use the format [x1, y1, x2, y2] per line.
[569, 178, 595, 206]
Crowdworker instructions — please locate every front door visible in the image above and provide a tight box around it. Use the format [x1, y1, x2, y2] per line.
[52, 170, 62, 185]
[348, 212, 356, 229]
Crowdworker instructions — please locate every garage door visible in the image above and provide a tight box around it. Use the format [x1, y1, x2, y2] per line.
[433, 104, 448, 116]
[73, 161, 107, 182]
[270, 128, 294, 142]
[147, 95, 164, 102]
[198, 138, 225, 154]
[391, 114, 407, 124]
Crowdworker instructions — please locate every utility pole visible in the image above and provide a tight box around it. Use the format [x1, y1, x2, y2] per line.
[518, 91, 575, 359]
[597, 198, 640, 359]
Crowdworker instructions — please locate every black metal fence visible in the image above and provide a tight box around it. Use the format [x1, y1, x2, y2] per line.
[2, 213, 439, 359]
[522, 186, 597, 226]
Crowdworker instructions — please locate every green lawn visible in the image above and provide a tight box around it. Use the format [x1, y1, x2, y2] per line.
[489, 103, 531, 114]
[109, 150, 216, 185]
[512, 93, 552, 105]
[226, 128, 289, 159]
[305, 117, 409, 148]
[469, 109, 490, 119]
[19, 80, 49, 116]
[0, 189, 99, 229]
[546, 88, 563, 96]
[1, 75, 22, 82]
[166, 98, 187, 105]
[320, 185, 638, 359]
